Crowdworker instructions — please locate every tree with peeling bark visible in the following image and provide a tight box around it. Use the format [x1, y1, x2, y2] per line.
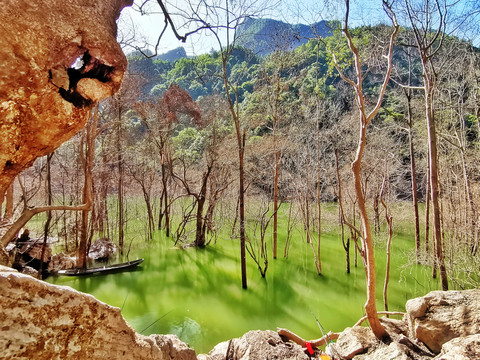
[327, 0, 399, 339]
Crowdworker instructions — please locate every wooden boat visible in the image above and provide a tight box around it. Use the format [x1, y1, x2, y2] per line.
[56, 258, 144, 276]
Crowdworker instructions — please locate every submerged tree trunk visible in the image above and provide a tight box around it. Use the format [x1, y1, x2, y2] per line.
[116, 105, 125, 254]
[402, 62, 422, 263]
[239, 131, 247, 289]
[273, 149, 279, 259]
[380, 166, 393, 314]
[407, 105, 421, 263]
[77, 108, 97, 269]
[160, 151, 171, 237]
[405, 0, 448, 291]
[424, 79, 448, 290]
[194, 165, 213, 247]
[38, 153, 53, 279]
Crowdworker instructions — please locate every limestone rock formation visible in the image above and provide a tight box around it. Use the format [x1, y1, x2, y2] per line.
[88, 237, 117, 261]
[335, 326, 379, 359]
[434, 334, 480, 360]
[198, 330, 310, 360]
[0, 0, 133, 196]
[0, 266, 196, 360]
[406, 289, 480, 354]
[48, 253, 76, 273]
[334, 318, 432, 360]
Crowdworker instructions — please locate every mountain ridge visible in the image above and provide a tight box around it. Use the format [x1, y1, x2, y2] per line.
[234, 17, 336, 55]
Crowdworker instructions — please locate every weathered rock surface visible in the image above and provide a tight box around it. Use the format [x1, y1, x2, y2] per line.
[0, 266, 196, 360]
[335, 318, 432, 360]
[434, 333, 480, 360]
[335, 326, 379, 359]
[19, 241, 52, 262]
[406, 289, 480, 354]
[88, 237, 117, 261]
[48, 253, 76, 273]
[198, 330, 310, 360]
[0, 0, 132, 195]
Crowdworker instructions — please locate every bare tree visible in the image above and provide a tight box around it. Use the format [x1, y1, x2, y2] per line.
[402, 0, 451, 290]
[328, 0, 399, 339]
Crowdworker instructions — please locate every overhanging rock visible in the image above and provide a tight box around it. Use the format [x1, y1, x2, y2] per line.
[0, 0, 132, 195]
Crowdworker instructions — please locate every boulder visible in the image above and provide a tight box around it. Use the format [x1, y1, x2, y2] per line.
[0, 265, 196, 360]
[335, 326, 379, 359]
[434, 334, 480, 360]
[20, 241, 52, 262]
[21, 265, 39, 278]
[88, 237, 116, 261]
[199, 330, 310, 360]
[334, 318, 434, 360]
[48, 253, 76, 274]
[406, 289, 480, 354]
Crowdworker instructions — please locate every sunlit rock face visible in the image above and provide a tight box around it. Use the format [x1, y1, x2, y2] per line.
[0, 266, 197, 360]
[0, 0, 132, 195]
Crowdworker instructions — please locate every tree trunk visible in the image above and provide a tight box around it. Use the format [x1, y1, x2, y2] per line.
[239, 130, 247, 289]
[77, 109, 96, 269]
[352, 113, 386, 338]
[407, 107, 421, 263]
[141, 185, 154, 240]
[425, 156, 430, 259]
[4, 182, 14, 221]
[331, 0, 398, 337]
[273, 149, 279, 259]
[194, 165, 212, 247]
[424, 76, 448, 290]
[160, 151, 170, 237]
[380, 169, 393, 315]
[38, 153, 53, 279]
[117, 108, 125, 254]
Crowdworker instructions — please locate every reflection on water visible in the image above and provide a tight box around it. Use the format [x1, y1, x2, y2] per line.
[48, 232, 439, 353]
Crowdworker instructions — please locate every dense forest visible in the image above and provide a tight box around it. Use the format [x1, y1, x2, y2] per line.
[2, 1, 480, 341]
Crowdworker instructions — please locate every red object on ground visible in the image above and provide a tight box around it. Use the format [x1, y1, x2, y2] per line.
[305, 341, 314, 355]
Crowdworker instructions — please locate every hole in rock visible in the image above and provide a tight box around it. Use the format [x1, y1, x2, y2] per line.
[71, 56, 84, 70]
[59, 51, 115, 108]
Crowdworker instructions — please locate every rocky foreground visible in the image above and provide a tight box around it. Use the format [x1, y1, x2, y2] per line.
[1, 265, 479, 359]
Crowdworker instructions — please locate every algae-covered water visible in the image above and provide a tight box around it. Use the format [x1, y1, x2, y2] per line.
[48, 222, 440, 354]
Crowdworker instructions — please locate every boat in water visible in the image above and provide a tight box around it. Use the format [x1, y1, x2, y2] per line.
[56, 258, 144, 276]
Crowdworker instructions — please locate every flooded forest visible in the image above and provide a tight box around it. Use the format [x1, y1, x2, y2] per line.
[2, 0, 480, 355]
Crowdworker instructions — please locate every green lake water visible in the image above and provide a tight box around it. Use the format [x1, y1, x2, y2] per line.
[48, 229, 440, 354]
